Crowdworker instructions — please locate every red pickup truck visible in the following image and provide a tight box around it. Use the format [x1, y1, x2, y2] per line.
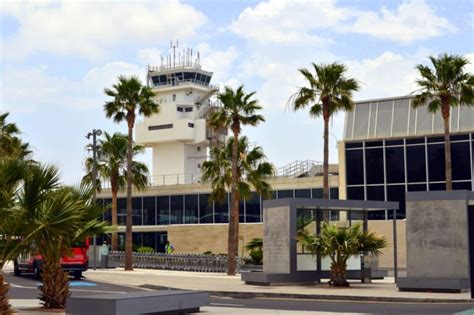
[14, 239, 89, 280]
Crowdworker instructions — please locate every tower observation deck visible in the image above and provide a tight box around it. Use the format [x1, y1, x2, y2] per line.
[135, 42, 226, 185]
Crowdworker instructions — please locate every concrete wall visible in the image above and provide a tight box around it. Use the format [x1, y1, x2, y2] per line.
[263, 206, 291, 273]
[405, 199, 468, 278]
[368, 220, 406, 270]
[167, 223, 263, 255]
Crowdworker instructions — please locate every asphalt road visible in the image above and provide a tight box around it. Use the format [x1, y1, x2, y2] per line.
[6, 272, 474, 314]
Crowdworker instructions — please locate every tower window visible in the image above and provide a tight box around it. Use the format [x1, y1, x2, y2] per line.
[185, 107, 193, 112]
[172, 94, 176, 101]
[177, 107, 183, 112]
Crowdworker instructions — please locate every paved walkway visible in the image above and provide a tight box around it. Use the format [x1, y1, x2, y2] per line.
[84, 268, 472, 303]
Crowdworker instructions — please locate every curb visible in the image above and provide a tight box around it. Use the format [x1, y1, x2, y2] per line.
[139, 284, 473, 304]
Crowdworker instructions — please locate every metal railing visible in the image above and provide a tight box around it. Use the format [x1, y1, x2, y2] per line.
[276, 160, 322, 178]
[100, 173, 202, 189]
[108, 251, 240, 273]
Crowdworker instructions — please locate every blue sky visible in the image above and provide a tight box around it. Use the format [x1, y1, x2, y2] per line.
[1, 0, 473, 184]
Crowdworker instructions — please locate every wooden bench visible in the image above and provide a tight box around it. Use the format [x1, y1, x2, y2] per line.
[66, 290, 209, 315]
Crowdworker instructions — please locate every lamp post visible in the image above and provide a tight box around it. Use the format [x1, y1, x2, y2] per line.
[86, 129, 102, 270]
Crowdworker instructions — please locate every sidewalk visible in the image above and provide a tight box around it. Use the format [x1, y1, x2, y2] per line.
[84, 268, 473, 303]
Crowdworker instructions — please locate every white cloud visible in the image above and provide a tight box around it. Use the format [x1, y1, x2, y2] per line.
[1, 1, 206, 60]
[229, 0, 455, 45]
[137, 48, 163, 66]
[228, 0, 344, 46]
[349, 0, 456, 44]
[1, 61, 144, 112]
[195, 43, 239, 85]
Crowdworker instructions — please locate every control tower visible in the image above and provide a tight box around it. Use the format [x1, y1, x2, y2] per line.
[135, 42, 225, 185]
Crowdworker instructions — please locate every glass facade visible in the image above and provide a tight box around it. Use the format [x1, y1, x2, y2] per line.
[99, 186, 339, 226]
[345, 133, 474, 219]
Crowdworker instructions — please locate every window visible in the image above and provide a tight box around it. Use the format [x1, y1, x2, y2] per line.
[143, 197, 156, 225]
[149, 124, 173, 130]
[406, 145, 426, 182]
[330, 188, 339, 199]
[385, 146, 405, 184]
[277, 190, 294, 198]
[295, 189, 311, 198]
[451, 142, 471, 180]
[177, 107, 183, 112]
[103, 198, 112, 223]
[117, 198, 126, 226]
[387, 185, 406, 217]
[184, 195, 198, 224]
[199, 194, 213, 223]
[346, 149, 364, 185]
[188, 123, 194, 128]
[427, 144, 445, 182]
[245, 192, 261, 223]
[172, 94, 176, 101]
[312, 188, 323, 199]
[185, 107, 193, 112]
[365, 148, 384, 184]
[214, 193, 229, 223]
[132, 197, 142, 226]
[170, 195, 184, 224]
[142, 233, 157, 251]
[453, 182, 472, 190]
[157, 196, 169, 225]
[347, 187, 364, 200]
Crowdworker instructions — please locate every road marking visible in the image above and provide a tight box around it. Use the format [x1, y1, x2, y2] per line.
[69, 281, 97, 287]
[210, 302, 245, 307]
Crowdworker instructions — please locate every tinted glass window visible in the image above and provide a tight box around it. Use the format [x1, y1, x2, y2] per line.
[295, 189, 311, 198]
[132, 197, 142, 226]
[407, 184, 427, 192]
[365, 148, 384, 184]
[386, 185, 406, 218]
[157, 196, 169, 225]
[170, 195, 183, 224]
[245, 192, 261, 223]
[365, 141, 383, 147]
[386, 139, 404, 146]
[262, 191, 276, 200]
[103, 198, 112, 223]
[347, 187, 364, 200]
[184, 194, 198, 224]
[385, 146, 405, 184]
[132, 232, 143, 248]
[312, 188, 323, 199]
[346, 149, 364, 185]
[346, 142, 363, 149]
[278, 190, 294, 198]
[427, 144, 445, 182]
[406, 145, 426, 182]
[453, 181, 472, 190]
[142, 232, 157, 251]
[199, 194, 213, 223]
[451, 142, 471, 180]
[214, 193, 229, 223]
[429, 183, 446, 191]
[330, 188, 339, 199]
[117, 198, 126, 226]
[366, 185, 385, 201]
[143, 197, 156, 225]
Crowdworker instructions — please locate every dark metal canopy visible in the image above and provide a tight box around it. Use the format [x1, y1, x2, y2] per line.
[263, 198, 399, 211]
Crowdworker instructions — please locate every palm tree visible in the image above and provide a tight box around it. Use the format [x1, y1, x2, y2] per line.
[104, 76, 159, 270]
[297, 223, 387, 287]
[244, 238, 263, 265]
[0, 112, 31, 159]
[82, 132, 149, 250]
[412, 54, 474, 190]
[201, 134, 273, 275]
[289, 63, 359, 199]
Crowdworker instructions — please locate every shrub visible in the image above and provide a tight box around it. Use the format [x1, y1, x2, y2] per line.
[136, 246, 154, 253]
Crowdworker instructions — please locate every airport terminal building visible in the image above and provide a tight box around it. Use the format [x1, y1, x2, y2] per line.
[97, 50, 474, 263]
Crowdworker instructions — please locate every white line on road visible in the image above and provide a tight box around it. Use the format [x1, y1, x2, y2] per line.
[210, 302, 245, 307]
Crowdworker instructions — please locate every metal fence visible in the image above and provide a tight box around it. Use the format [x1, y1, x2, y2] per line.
[108, 251, 240, 273]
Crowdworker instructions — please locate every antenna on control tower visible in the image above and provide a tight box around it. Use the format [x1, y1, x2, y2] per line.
[170, 40, 179, 68]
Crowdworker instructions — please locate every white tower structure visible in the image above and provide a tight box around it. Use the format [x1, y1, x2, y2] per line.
[135, 42, 224, 185]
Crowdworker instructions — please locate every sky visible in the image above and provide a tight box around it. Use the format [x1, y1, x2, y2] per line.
[1, 0, 473, 184]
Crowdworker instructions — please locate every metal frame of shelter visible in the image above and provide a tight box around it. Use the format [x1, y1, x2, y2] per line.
[243, 198, 399, 285]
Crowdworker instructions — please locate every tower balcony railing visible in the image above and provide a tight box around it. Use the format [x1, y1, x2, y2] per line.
[100, 173, 203, 189]
[152, 79, 219, 91]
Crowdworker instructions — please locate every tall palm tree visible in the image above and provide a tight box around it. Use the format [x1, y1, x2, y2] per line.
[289, 63, 359, 199]
[82, 132, 149, 250]
[201, 134, 273, 275]
[412, 54, 474, 190]
[0, 112, 32, 159]
[104, 76, 159, 270]
[297, 223, 387, 287]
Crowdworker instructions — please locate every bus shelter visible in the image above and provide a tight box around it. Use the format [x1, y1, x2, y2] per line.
[242, 198, 399, 285]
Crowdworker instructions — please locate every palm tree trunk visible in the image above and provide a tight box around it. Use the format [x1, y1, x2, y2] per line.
[39, 258, 70, 309]
[323, 115, 329, 199]
[111, 188, 118, 251]
[330, 261, 349, 287]
[442, 103, 452, 191]
[125, 117, 134, 271]
[0, 270, 13, 315]
[227, 132, 240, 275]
